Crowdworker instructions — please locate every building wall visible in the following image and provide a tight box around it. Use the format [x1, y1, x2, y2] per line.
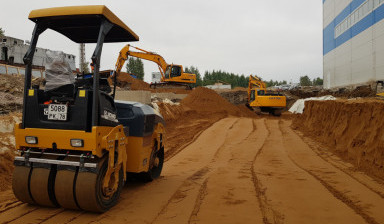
[323, 0, 384, 89]
[205, 83, 231, 90]
[151, 72, 162, 83]
[0, 36, 76, 72]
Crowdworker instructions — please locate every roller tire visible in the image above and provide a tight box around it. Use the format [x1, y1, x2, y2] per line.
[29, 167, 58, 207]
[55, 169, 79, 210]
[12, 166, 35, 204]
[75, 158, 124, 213]
[140, 147, 164, 182]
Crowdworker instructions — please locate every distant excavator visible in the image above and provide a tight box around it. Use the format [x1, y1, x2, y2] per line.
[246, 75, 286, 116]
[113, 44, 196, 89]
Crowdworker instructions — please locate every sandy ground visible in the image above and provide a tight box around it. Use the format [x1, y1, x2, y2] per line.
[0, 117, 384, 223]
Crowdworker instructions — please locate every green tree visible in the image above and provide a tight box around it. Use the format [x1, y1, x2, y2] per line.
[126, 57, 144, 80]
[312, 77, 323, 86]
[300, 75, 312, 86]
[185, 66, 203, 86]
[202, 70, 250, 88]
[0, 28, 4, 37]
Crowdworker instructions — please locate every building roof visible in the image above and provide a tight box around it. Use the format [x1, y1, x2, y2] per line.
[28, 5, 139, 43]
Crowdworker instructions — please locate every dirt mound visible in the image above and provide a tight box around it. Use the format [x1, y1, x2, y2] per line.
[0, 74, 24, 96]
[0, 151, 15, 191]
[292, 99, 384, 179]
[114, 72, 191, 94]
[288, 85, 377, 99]
[181, 87, 244, 116]
[115, 72, 151, 90]
[0, 113, 20, 191]
[218, 90, 248, 105]
[0, 93, 23, 114]
[156, 88, 256, 160]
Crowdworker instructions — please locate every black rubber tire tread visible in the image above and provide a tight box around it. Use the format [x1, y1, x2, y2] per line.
[272, 109, 282, 116]
[140, 147, 164, 182]
[12, 166, 35, 204]
[30, 168, 58, 207]
[75, 158, 124, 213]
[55, 169, 79, 210]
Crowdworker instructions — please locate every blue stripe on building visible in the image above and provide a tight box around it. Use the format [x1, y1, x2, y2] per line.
[324, 1, 384, 55]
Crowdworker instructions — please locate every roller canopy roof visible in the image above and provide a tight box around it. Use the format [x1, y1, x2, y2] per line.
[28, 5, 139, 43]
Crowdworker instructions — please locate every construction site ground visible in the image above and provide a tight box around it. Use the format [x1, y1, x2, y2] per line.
[0, 81, 384, 223]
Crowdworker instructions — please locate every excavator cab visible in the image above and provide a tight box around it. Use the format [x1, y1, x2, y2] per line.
[165, 65, 182, 78]
[13, 6, 165, 213]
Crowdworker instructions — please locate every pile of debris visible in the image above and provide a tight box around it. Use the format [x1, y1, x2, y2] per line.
[0, 74, 24, 96]
[288, 85, 377, 99]
[0, 93, 23, 114]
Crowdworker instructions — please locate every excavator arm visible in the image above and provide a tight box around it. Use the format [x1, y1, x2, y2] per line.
[112, 44, 196, 89]
[113, 44, 168, 81]
[248, 75, 267, 90]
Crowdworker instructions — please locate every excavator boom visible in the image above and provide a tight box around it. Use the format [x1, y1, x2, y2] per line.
[113, 44, 196, 89]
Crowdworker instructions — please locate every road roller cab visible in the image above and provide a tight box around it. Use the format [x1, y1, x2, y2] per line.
[12, 5, 165, 213]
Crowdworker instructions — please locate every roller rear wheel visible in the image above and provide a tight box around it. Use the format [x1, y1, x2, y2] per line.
[140, 147, 164, 182]
[75, 158, 124, 213]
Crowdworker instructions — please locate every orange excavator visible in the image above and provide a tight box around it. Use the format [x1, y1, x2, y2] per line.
[246, 75, 286, 116]
[112, 44, 196, 89]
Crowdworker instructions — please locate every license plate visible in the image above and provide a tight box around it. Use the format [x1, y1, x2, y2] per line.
[47, 104, 68, 121]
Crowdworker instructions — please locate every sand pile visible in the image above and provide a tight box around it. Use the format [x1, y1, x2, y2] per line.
[0, 74, 24, 96]
[181, 87, 244, 117]
[116, 72, 151, 90]
[114, 72, 191, 94]
[156, 87, 256, 160]
[0, 113, 20, 191]
[292, 99, 384, 179]
[0, 93, 23, 114]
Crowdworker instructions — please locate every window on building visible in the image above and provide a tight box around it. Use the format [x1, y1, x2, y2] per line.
[0, 65, 6, 74]
[335, 0, 383, 38]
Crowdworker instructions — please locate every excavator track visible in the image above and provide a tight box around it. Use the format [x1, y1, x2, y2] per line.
[12, 154, 123, 213]
[150, 82, 192, 90]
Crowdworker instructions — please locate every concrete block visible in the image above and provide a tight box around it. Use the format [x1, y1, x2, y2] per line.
[115, 90, 151, 105]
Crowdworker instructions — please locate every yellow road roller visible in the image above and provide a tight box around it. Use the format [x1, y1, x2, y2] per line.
[12, 5, 165, 212]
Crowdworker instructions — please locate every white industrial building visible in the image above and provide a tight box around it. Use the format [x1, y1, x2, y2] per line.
[323, 0, 384, 89]
[205, 81, 231, 90]
[151, 72, 162, 83]
[0, 36, 76, 72]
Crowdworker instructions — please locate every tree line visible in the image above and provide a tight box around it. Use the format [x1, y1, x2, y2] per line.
[125, 58, 323, 88]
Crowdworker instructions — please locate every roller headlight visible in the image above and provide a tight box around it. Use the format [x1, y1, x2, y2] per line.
[25, 136, 38, 144]
[70, 139, 84, 147]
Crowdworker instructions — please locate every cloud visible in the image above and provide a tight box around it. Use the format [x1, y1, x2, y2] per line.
[0, 0, 322, 83]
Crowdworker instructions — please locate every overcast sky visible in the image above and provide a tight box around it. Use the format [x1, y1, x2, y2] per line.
[0, 0, 322, 83]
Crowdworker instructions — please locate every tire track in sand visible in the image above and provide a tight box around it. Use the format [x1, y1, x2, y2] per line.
[191, 118, 265, 224]
[2, 118, 239, 224]
[60, 118, 240, 224]
[251, 119, 281, 224]
[253, 119, 366, 224]
[293, 127, 384, 199]
[279, 119, 384, 224]
[150, 118, 252, 224]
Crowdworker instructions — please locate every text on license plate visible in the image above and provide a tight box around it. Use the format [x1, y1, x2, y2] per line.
[47, 104, 67, 121]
